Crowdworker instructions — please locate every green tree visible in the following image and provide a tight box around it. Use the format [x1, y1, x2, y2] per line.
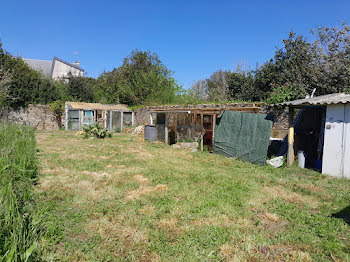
[0, 42, 57, 108]
[95, 50, 180, 105]
[66, 74, 95, 102]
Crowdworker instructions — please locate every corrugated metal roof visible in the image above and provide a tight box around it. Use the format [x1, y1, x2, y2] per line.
[66, 102, 131, 111]
[277, 93, 350, 107]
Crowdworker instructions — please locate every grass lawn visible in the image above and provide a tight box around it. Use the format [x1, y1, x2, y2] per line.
[35, 131, 350, 261]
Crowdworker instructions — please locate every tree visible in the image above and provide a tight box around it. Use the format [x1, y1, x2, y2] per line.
[227, 65, 256, 101]
[207, 70, 230, 102]
[66, 74, 95, 102]
[0, 42, 57, 109]
[95, 50, 180, 105]
[312, 22, 350, 94]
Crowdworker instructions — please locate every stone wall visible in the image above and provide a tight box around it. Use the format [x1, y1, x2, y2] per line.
[0, 104, 61, 130]
[0, 103, 289, 136]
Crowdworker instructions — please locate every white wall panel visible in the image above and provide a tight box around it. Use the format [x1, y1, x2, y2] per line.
[322, 104, 345, 177]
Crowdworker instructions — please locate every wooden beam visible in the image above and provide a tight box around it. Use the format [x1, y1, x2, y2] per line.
[120, 111, 124, 132]
[164, 113, 168, 145]
[287, 106, 295, 167]
[201, 113, 204, 152]
[174, 114, 177, 144]
[212, 114, 216, 140]
[200, 133, 204, 152]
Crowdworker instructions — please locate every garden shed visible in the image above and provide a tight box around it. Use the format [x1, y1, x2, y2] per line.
[151, 103, 263, 151]
[65, 102, 134, 131]
[279, 93, 350, 179]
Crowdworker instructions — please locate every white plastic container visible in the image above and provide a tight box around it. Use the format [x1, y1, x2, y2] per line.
[297, 150, 306, 168]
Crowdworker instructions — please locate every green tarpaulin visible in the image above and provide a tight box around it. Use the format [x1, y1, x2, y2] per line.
[213, 111, 273, 165]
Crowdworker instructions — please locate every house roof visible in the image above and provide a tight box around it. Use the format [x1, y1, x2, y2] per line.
[276, 93, 350, 107]
[23, 59, 52, 77]
[66, 102, 132, 111]
[23, 57, 84, 78]
[52, 57, 83, 71]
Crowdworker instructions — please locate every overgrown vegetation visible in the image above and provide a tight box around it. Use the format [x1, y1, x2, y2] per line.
[36, 131, 350, 261]
[82, 123, 112, 139]
[0, 124, 58, 261]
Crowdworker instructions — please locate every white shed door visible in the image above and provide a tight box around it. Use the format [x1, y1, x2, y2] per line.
[343, 104, 350, 179]
[322, 104, 345, 178]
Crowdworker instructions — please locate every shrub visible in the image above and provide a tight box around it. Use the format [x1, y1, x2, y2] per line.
[82, 123, 112, 139]
[266, 85, 306, 104]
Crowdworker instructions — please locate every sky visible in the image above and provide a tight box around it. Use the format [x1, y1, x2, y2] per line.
[1, 0, 349, 89]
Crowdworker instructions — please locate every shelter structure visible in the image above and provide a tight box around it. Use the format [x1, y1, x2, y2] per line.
[151, 103, 263, 152]
[65, 102, 134, 131]
[278, 93, 350, 179]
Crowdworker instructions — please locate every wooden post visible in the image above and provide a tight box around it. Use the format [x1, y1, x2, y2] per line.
[200, 133, 204, 152]
[165, 113, 168, 145]
[120, 111, 124, 132]
[212, 114, 216, 138]
[200, 113, 204, 152]
[287, 106, 295, 167]
[131, 112, 134, 126]
[65, 104, 68, 130]
[174, 114, 177, 143]
[109, 111, 112, 130]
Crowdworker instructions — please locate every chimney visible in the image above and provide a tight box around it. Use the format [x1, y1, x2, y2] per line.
[74, 60, 80, 67]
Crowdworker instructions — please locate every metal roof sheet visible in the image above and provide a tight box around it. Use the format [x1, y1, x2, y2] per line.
[277, 93, 350, 107]
[66, 102, 131, 111]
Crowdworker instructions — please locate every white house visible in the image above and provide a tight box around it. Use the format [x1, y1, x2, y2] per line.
[23, 56, 84, 80]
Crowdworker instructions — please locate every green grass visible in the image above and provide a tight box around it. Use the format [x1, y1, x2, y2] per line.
[0, 124, 59, 261]
[36, 131, 350, 261]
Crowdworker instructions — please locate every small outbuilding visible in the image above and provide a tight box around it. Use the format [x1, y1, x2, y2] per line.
[65, 102, 134, 131]
[279, 93, 350, 179]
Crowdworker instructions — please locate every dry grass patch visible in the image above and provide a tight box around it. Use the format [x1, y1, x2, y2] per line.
[133, 175, 149, 184]
[260, 186, 320, 208]
[139, 205, 156, 216]
[191, 214, 235, 227]
[125, 186, 155, 200]
[86, 217, 148, 244]
[157, 217, 178, 230]
[219, 242, 312, 262]
[125, 183, 169, 200]
[82, 170, 111, 180]
[155, 184, 169, 192]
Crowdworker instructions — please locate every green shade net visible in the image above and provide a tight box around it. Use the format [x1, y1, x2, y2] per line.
[213, 111, 273, 165]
